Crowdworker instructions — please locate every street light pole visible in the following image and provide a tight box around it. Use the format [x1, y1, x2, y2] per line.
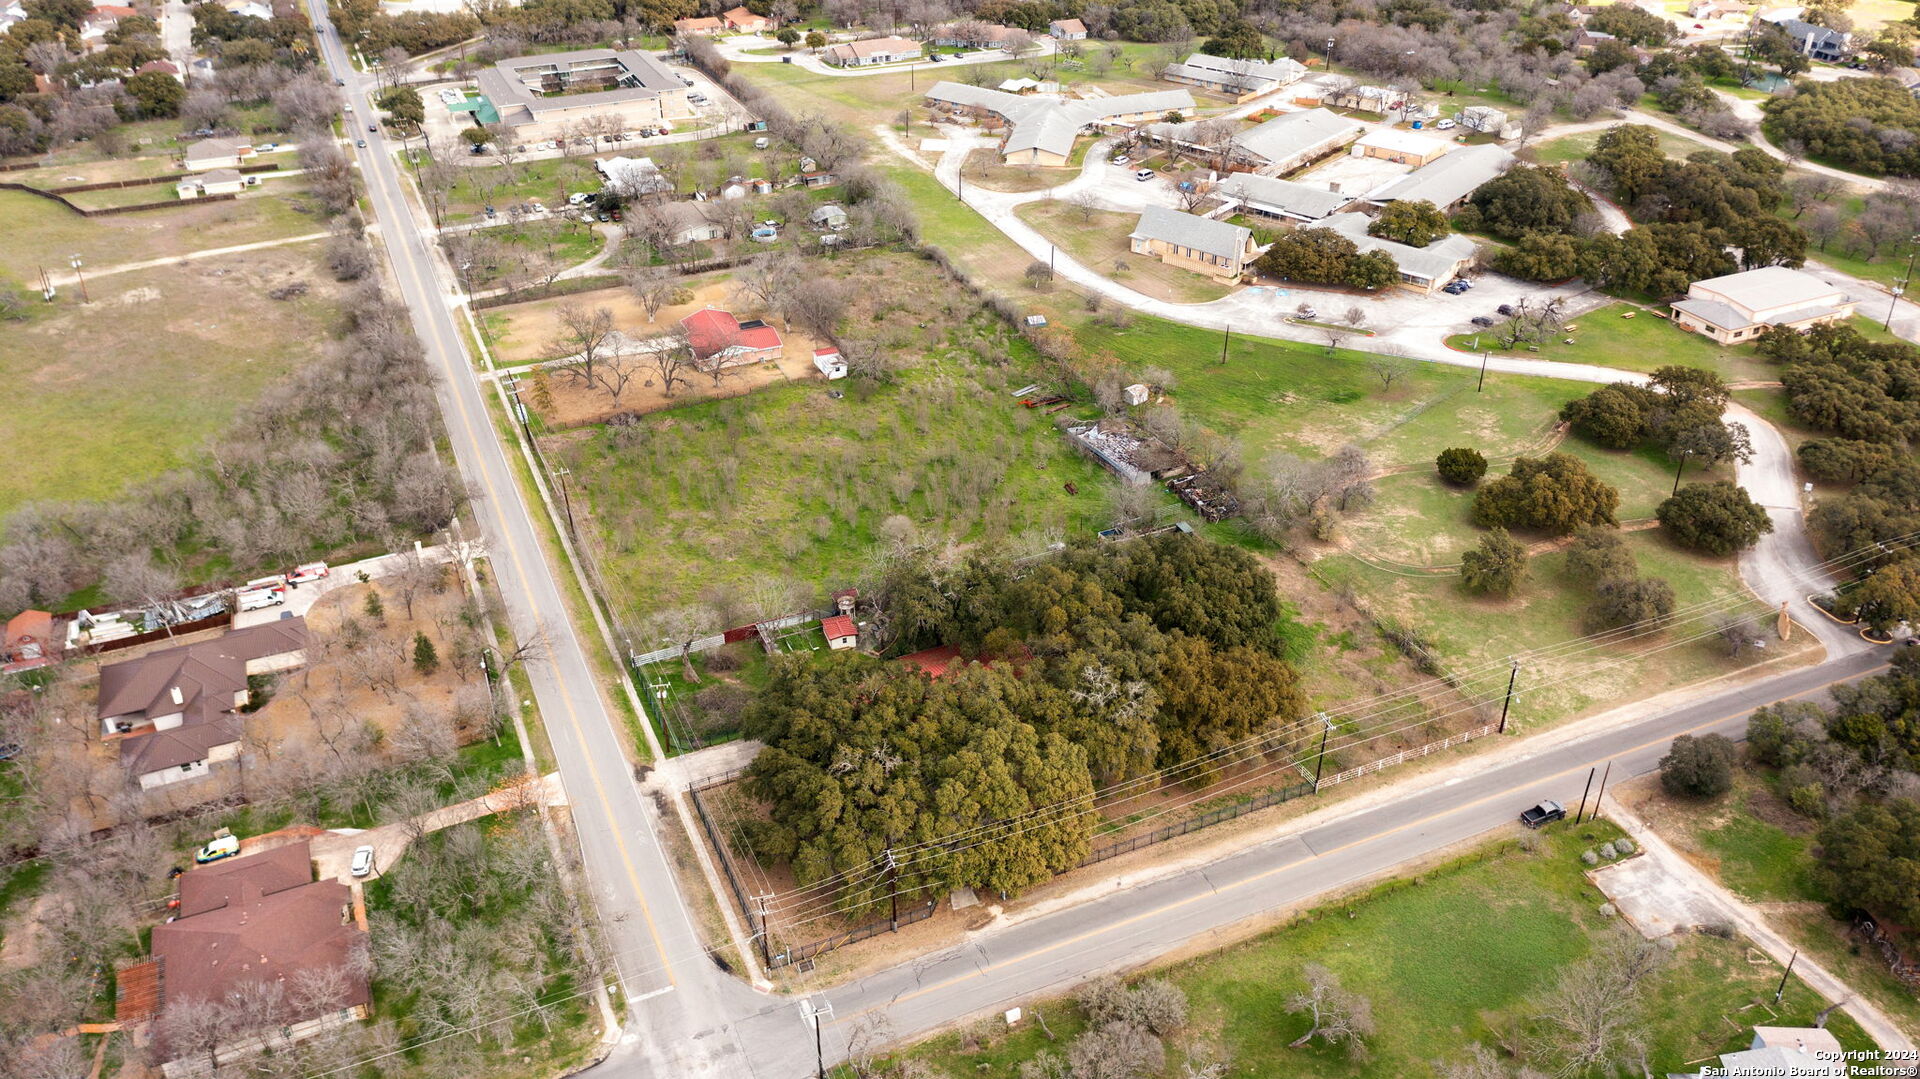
[805, 999, 834, 1079]
[1325, 37, 1335, 71]
[1774, 950, 1798, 1003]
[68, 254, 88, 304]
[1671, 449, 1693, 496]
[1477, 349, 1489, 392]
[1886, 238, 1920, 331]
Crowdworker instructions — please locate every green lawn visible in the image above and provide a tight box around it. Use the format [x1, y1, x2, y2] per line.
[0, 244, 343, 519]
[1698, 797, 1826, 903]
[1444, 302, 1776, 382]
[1016, 202, 1233, 304]
[0, 186, 328, 286]
[893, 824, 1875, 1078]
[1534, 127, 1718, 166]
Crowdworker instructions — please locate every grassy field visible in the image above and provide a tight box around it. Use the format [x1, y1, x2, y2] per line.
[892, 824, 1874, 1078]
[1445, 302, 1777, 382]
[0, 244, 344, 518]
[1312, 525, 1789, 726]
[1533, 126, 1718, 166]
[1016, 201, 1234, 303]
[0, 186, 329, 284]
[549, 251, 1120, 615]
[1080, 315, 1590, 465]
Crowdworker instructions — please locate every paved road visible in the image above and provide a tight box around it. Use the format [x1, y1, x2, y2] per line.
[713, 32, 1056, 76]
[298, 13, 770, 1078]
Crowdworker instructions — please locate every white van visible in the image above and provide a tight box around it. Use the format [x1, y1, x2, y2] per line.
[237, 587, 284, 612]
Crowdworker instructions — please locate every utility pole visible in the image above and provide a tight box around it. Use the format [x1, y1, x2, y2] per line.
[804, 998, 834, 1079]
[550, 466, 577, 536]
[1311, 711, 1334, 790]
[1592, 760, 1612, 817]
[1325, 36, 1335, 71]
[1477, 349, 1489, 392]
[1774, 950, 1798, 1003]
[1671, 449, 1693, 496]
[1886, 237, 1919, 331]
[1220, 324, 1231, 365]
[885, 846, 899, 931]
[1497, 656, 1520, 734]
[754, 893, 774, 967]
[1574, 766, 1596, 823]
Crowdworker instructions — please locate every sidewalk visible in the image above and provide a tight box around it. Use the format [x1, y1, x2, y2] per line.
[1602, 795, 1916, 1053]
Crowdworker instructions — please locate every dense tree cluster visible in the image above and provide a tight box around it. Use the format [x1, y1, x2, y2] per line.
[1763, 77, 1920, 178]
[1472, 453, 1620, 535]
[333, 0, 480, 56]
[1366, 199, 1448, 248]
[1659, 732, 1737, 797]
[1760, 323, 1920, 445]
[1560, 366, 1753, 475]
[1254, 227, 1398, 290]
[740, 535, 1310, 915]
[1564, 527, 1676, 636]
[1456, 164, 1595, 242]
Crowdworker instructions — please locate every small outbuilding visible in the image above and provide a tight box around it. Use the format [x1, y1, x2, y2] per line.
[821, 613, 858, 649]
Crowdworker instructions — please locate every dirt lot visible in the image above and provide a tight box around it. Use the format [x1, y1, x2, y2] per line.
[484, 274, 745, 365]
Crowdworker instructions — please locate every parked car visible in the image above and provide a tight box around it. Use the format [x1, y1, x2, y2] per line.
[350, 845, 376, 878]
[1134, 168, 1155, 181]
[1470, 315, 1496, 327]
[343, 102, 352, 112]
[195, 830, 241, 864]
[1442, 280, 1470, 295]
[929, 52, 944, 61]
[355, 139, 367, 148]
[1496, 303, 1514, 317]
[335, 77, 345, 86]
[1111, 154, 1131, 165]
[367, 123, 377, 133]
[1519, 800, 1565, 828]
[1434, 118, 1455, 130]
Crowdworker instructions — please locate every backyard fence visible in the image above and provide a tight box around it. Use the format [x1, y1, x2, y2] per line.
[1078, 778, 1317, 866]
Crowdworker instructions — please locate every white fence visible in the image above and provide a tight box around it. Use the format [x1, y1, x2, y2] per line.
[629, 608, 834, 667]
[1317, 721, 1500, 789]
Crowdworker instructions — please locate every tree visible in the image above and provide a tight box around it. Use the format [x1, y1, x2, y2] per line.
[461, 126, 492, 149]
[1472, 454, 1620, 535]
[1460, 529, 1528, 597]
[625, 263, 691, 323]
[1255, 227, 1359, 284]
[1657, 481, 1773, 555]
[412, 632, 439, 675]
[1586, 575, 1676, 635]
[363, 589, 385, 621]
[1528, 932, 1665, 1075]
[776, 26, 799, 45]
[375, 85, 424, 128]
[640, 332, 695, 398]
[1462, 164, 1594, 240]
[1202, 19, 1264, 59]
[125, 70, 185, 117]
[805, 29, 826, 49]
[1367, 199, 1448, 248]
[1659, 732, 1737, 797]
[1285, 964, 1374, 1057]
[1345, 250, 1400, 291]
[551, 304, 618, 394]
[1493, 232, 1585, 282]
[1850, 559, 1920, 632]
[1025, 259, 1055, 290]
[1560, 385, 1652, 450]
[1436, 447, 1488, 486]
[1814, 798, 1920, 925]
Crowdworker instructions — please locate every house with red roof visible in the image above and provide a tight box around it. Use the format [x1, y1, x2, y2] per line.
[136, 58, 183, 81]
[821, 614, 858, 650]
[679, 307, 783, 369]
[124, 842, 371, 1061]
[80, 4, 135, 42]
[722, 5, 772, 31]
[3, 609, 56, 673]
[673, 14, 725, 33]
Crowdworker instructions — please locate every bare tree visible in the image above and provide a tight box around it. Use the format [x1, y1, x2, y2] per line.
[626, 263, 691, 324]
[1285, 963, 1375, 1056]
[551, 304, 618, 392]
[1367, 356, 1409, 393]
[1067, 187, 1100, 223]
[640, 330, 695, 398]
[1526, 932, 1665, 1076]
[643, 604, 718, 681]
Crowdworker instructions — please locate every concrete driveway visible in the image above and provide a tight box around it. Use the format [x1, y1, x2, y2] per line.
[232, 543, 456, 628]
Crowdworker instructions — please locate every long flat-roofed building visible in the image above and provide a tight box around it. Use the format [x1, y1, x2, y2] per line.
[926, 82, 1195, 166]
[1670, 266, 1855, 344]
[474, 48, 695, 144]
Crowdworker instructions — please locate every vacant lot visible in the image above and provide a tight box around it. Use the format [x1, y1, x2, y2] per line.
[0, 185, 328, 283]
[0, 244, 345, 516]
[1446, 303, 1775, 382]
[548, 251, 1117, 614]
[894, 825, 1874, 1078]
[1016, 201, 1235, 303]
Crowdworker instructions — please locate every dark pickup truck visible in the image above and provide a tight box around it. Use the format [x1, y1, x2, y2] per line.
[1519, 800, 1565, 828]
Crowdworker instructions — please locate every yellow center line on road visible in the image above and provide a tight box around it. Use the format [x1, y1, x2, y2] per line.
[832, 662, 1886, 1025]
[368, 143, 679, 989]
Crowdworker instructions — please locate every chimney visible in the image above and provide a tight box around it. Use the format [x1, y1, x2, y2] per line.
[170, 686, 184, 706]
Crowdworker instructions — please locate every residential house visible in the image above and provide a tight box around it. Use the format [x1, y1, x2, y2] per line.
[721, 5, 771, 31]
[1160, 52, 1306, 102]
[926, 81, 1195, 166]
[1128, 206, 1258, 282]
[822, 35, 922, 66]
[1696, 1028, 1846, 1078]
[183, 136, 257, 170]
[1686, 0, 1747, 18]
[1670, 265, 1855, 343]
[1354, 127, 1451, 166]
[79, 3, 134, 43]
[680, 307, 783, 368]
[932, 22, 1022, 49]
[1048, 17, 1086, 39]
[596, 154, 673, 199]
[136, 58, 183, 81]
[821, 613, 858, 648]
[1364, 143, 1515, 209]
[797, 170, 835, 187]
[643, 201, 723, 246]
[1229, 107, 1366, 174]
[1317, 211, 1478, 293]
[1456, 104, 1508, 133]
[97, 618, 307, 789]
[813, 346, 847, 379]
[1325, 83, 1409, 114]
[3, 609, 56, 674]
[176, 168, 253, 199]
[128, 842, 370, 1067]
[672, 15, 725, 33]
[807, 203, 848, 230]
[219, 0, 272, 17]
[1213, 172, 1349, 222]
[1765, 15, 1850, 61]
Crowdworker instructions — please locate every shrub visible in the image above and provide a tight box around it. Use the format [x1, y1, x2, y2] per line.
[1460, 528, 1529, 597]
[1659, 733, 1737, 797]
[1436, 447, 1488, 486]
[1586, 575, 1676, 635]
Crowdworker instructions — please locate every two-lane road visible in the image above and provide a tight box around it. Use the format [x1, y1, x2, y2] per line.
[298, 16, 776, 1078]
